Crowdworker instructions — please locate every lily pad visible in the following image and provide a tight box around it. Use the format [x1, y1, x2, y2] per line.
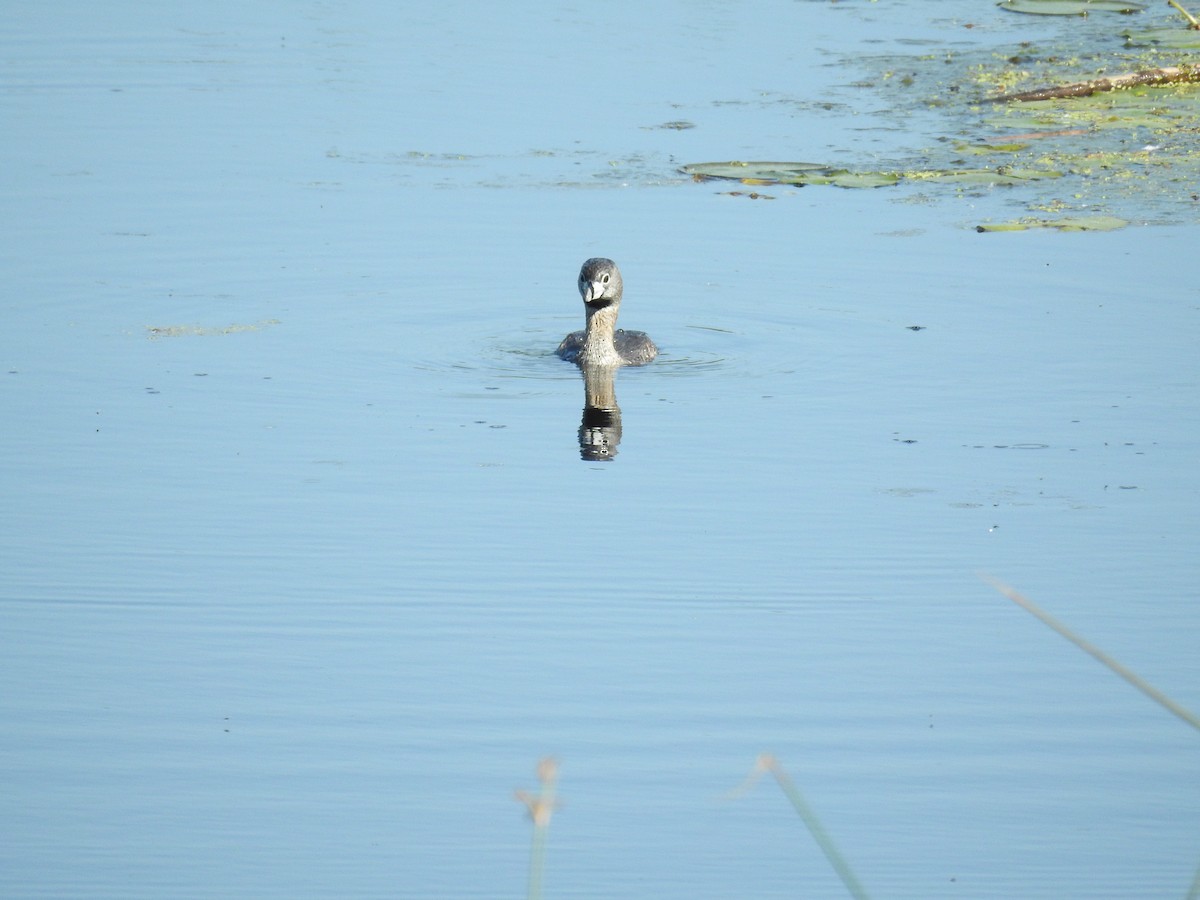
[683, 161, 1060, 189]
[791, 169, 902, 188]
[998, 0, 1146, 14]
[683, 161, 827, 181]
[682, 161, 899, 188]
[1124, 27, 1200, 49]
[976, 215, 1129, 231]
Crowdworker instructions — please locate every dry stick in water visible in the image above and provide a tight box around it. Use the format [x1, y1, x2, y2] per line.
[514, 757, 559, 900]
[982, 575, 1200, 733]
[988, 65, 1200, 103]
[731, 755, 872, 900]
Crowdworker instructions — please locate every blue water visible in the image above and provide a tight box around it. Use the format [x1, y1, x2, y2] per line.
[3, 2, 1199, 898]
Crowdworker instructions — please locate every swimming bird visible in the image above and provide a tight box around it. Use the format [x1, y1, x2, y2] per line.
[556, 258, 658, 367]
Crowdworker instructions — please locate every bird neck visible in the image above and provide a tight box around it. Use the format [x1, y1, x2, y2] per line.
[576, 303, 623, 367]
[583, 303, 620, 347]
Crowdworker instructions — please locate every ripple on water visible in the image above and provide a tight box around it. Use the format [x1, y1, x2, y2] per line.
[414, 325, 732, 384]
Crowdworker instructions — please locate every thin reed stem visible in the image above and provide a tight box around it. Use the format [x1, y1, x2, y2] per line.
[981, 575, 1200, 733]
[755, 755, 871, 900]
[515, 757, 559, 900]
[527, 820, 548, 900]
[1168, 0, 1200, 28]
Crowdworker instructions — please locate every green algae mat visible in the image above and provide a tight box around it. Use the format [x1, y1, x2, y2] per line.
[683, 4, 1200, 228]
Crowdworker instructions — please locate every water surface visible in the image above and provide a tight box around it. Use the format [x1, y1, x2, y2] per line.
[3, 2, 1198, 898]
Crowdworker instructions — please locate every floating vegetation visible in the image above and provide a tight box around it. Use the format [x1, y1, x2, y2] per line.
[145, 319, 281, 339]
[682, 161, 897, 188]
[975, 214, 1129, 230]
[683, 3, 1200, 224]
[998, 0, 1146, 14]
[682, 160, 1060, 189]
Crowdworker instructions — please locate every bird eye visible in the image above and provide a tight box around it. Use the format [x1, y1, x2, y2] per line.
[601, 274, 610, 284]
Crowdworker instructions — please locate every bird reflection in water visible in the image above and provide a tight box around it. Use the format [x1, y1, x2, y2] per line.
[576, 364, 622, 460]
[556, 258, 657, 461]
